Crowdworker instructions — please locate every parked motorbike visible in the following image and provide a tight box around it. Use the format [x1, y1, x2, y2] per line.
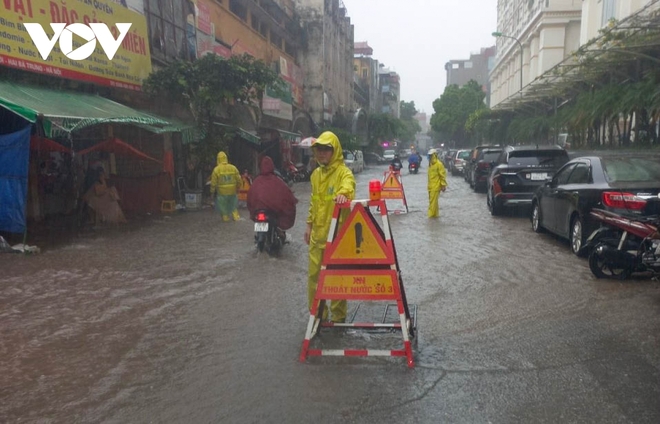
[408, 162, 419, 174]
[274, 169, 293, 187]
[587, 207, 660, 279]
[293, 165, 310, 182]
[254, 209, 286, 255]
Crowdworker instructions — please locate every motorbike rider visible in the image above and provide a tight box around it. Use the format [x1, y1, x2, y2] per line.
[390, 154, 403, 172]
[408, 151, 421, 170]
[247, 156, 298, 237]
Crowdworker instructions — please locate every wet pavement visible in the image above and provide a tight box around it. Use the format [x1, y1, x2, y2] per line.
[1, 164, 659, 423]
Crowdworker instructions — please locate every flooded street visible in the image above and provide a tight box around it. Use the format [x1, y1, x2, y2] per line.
[2, 164, 659, 423]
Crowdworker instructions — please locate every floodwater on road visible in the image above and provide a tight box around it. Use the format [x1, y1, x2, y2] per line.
[1, 163, 659, 423]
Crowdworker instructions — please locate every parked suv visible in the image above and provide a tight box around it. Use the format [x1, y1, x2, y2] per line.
[487, 145, 569, 216]
[470, 147, 503, 192]
[464, 144, 499, 186]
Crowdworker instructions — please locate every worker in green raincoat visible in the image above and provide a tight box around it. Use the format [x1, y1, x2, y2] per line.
[210, 151, 242, 221]
[427, 148, 447, 218]
[304, 132, 356, 323]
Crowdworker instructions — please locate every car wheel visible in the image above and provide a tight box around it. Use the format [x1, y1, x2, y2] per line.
[531, 202, 544, 233]
[588, 245, 631, 280]
[488, 190, 502, 216]
[570, 214, 587, 256]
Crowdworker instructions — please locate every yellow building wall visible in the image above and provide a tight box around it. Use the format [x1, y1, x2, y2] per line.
[353, 58, 371, 79]
[206, 1, 296, 66]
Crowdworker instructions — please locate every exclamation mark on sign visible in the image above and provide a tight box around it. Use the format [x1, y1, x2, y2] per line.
[355, 223, 363, 254]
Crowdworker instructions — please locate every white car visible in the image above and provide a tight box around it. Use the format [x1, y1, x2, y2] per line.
[383, 149, 396, 161]
[353, 150, 364, 173]
[344, 150, 356, 172]
[343, 150, 364, 173]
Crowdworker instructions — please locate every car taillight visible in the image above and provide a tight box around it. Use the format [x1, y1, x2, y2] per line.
[477, 162, 490, 170]
[602, 192, 647, 210]
[256, 212, 267, 221]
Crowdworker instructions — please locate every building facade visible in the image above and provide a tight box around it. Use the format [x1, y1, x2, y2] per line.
[445, 46, 496, 89]
[353, 41, 380, 114]
[489, 0, 582, 108]
[378, 66, 400, 119]
[295, 0, 354, 126]
[413, 112, 431, 152]
[580, 0, 660, 44]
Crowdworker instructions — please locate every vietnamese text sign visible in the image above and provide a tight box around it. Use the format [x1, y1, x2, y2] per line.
[318, 270, 398, 301]
[0, 0, 152, 90]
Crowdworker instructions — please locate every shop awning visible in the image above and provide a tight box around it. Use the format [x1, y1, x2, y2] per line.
[215, 123, 261, 145]
[277, 129, 302, 144]
[0, 81, 170, 137]
[136, 119, 200, 144]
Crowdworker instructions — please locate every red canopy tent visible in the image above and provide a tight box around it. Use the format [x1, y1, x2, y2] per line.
[77, 137, 161, 163]
[30, 136, 72, 153]
[77, 137, 172, 214]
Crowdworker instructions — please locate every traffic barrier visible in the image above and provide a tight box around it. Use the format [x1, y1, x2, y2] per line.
[381, 170, 408, 214]
[300, 199, 416, 367]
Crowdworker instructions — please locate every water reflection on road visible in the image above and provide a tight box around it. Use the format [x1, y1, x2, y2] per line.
[1, 164, 659, 423]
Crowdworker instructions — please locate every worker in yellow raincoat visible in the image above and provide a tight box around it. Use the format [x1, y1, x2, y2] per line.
[427, 148, 447, 218]
[210, 151, 242, 221]
[304, 131, 356, 323]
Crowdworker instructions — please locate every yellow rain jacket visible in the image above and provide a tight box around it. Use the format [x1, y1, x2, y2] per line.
[307, 132, 356, 245]
[307, 131, 355, 322]
[210, 151, 241, 196]
[428, 152, 448, 192]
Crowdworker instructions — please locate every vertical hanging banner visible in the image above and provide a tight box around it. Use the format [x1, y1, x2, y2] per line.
[0, 0, 152, 90]
[0, 126, 31, 234]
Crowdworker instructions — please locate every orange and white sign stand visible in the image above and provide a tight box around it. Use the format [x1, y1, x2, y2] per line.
[381, 170, 408, 214]
[299, 199, 416, 367]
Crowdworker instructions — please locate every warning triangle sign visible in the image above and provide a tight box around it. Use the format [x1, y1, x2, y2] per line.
[383, 172, 402, 190]
[324, 203, 393, 265]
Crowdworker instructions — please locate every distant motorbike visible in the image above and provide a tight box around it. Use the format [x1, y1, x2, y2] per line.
[587, 207, 660, 279]
[254, 209, 286, 255]
[390, 162, 403, 173]
[408, 162, 419, 174]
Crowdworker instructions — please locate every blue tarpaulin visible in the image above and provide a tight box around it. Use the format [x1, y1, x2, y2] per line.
[0, 126, 31, 233]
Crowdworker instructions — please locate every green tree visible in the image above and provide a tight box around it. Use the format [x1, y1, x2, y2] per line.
[144, 53, 282, 159]
[398, 100, 422, 144]
[368, 113, 404, 147]
[400, 100, 418, 121]
[430, 80, 486, 147]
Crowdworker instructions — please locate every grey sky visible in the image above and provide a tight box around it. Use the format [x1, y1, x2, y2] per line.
[342, 0, 497, 119]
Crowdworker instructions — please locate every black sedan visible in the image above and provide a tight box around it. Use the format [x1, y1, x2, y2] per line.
[531, 155, 660, 255]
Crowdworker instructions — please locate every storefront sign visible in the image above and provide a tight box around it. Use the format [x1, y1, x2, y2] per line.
[195, 0, 212, 35]
[279, 56, 303, 106]
[262, 83, 293, 121]
[0, 0, 152, 90]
